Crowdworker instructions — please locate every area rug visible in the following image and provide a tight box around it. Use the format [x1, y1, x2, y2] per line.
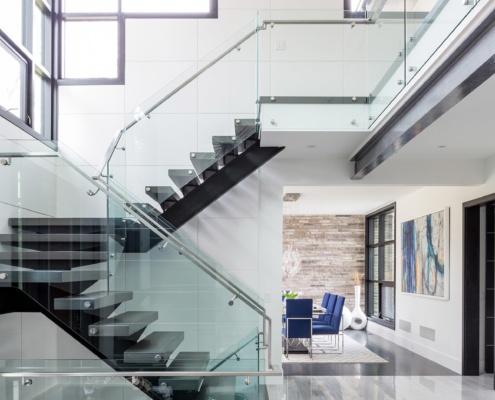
[282, 335, 388, 363]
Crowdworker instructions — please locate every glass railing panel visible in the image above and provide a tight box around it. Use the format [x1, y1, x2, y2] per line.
[0, 138, 266, 375]
[115, 240, 262, 362]
[367, 3, 406, 126]
[405, 0, 478, 84]
[264, 10, 368, 101]
[95, 174, 264, 308]
[105, 16, 262, 209]
[0, 358, 277, 400]
[46, 140, 263, 314]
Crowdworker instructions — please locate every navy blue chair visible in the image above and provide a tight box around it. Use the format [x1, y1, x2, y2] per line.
[312, 292, 330, 324]
[312, 296, 345, 353]
[313, 293, 337, 325]
[282, 298, 313, 358]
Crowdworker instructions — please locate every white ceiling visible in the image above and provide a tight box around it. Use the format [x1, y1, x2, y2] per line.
[391, 74, 495, 161]
[279, 56, 495, 215]
[283, 185, 419, 215]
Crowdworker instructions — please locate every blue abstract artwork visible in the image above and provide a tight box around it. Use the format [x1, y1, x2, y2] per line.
[402, 210, 447, 297]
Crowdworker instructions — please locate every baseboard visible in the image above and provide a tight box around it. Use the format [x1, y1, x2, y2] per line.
[366, 321, 462, 374]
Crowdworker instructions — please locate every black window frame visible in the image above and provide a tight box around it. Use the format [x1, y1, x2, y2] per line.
[57, 0, 218, 86]
[365, 203, 396, 329]
[343, 0, 371, 19]
[0, 0, 54, 140]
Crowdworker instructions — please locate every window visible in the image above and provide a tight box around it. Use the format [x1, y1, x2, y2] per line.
[0, 0, 53, 138]
[123, 0, 214, 14]
[0, 41, 27, 120]
[58, 0, 217, 83]
[365, 204, 395, 329]
[343, 0, 370, 18]
[60, 0, 122, 83]
[62, 19, 120, 79]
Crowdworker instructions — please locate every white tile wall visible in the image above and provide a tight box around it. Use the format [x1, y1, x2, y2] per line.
[197, 218, 259, 271]
[58, 113, 125, 166]
[126, 19, 198, 62]
[198, 10, 260, 60]
[270, 61, 345, 96]
[270, 25, 344, 62]
[344, 24, 367, 62]
[125, 114, 198, 166]
[58, 86, 125, 115]
[124, 61, 196, 113]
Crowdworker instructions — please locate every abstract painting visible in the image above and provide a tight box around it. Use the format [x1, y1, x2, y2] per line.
[402, 208, 449, 299]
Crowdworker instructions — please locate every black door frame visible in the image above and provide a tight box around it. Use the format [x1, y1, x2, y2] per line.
[463, 193, 495, 378]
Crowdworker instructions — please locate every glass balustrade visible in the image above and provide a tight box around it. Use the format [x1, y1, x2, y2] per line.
[104, 15, 263, 212]
[0, 1, 486, 396]
[256, 2, 480, 130]
[368, 0, 479, 125]
[0, 137, 271, 398]
[0, 358, 278, 400]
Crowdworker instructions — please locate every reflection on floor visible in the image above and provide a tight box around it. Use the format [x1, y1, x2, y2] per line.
[268, 330, 495, 399]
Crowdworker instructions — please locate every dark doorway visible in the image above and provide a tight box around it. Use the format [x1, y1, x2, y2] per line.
[463, 194, 495, 387]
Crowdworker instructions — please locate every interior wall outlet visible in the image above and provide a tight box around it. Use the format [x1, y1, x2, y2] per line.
[276, 40, 286, 50]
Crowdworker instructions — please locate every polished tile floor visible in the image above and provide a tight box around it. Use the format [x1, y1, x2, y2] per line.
[266, 331, 495, 399]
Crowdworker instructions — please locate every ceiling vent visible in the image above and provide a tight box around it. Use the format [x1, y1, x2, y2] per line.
[283, 193, 301, 202]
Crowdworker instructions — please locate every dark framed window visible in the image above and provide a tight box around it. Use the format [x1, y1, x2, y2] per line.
[58, 0, 218, 84]
[0, 0, 53, 139]
[343, 0, 370, 18]
[365, 203, 396, 329]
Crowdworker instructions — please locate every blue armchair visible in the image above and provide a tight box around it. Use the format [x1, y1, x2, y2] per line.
[282, 298, 313, 358]
[312, 296, 345, 353]
[313, 293, 337, 325]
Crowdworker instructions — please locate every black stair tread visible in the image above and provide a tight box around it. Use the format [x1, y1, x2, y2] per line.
[8, 217, 127, 234]
[145, 186, 181, 204]
[212, 136, 244, 159]
[0, 251, 107, 261]
[0, 233, 108, 251]
[0, 233, 107, 242]
[0, 251, 107, 269]
[124, 331, 184, 363]
[161, 143, 284, 229]
[168, 169, 201, 190]
[88, 311, 158, 337]
[234, 118, 258, 140]
[163, 351, 210, 391]
[54, 291, 133, 310]
[0, 268, 107, 283]
[167, 351, 210, 371]
[9, 217, 124, 227]
[190, 152, 222, 175]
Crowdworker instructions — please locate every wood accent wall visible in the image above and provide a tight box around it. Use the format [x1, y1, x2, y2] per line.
[283, 215, 366, 309]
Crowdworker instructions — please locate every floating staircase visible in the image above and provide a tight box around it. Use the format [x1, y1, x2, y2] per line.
[146, 119, 283, 229]
[0, 218, 209, 400]
[0, 119, 279, 400]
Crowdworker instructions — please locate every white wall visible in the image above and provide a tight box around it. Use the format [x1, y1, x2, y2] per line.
[367, 154, 495, 374]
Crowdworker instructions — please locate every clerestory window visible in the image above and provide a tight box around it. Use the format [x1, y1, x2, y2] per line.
[0, 0, 53, 138]
[59, 0, 218, 84]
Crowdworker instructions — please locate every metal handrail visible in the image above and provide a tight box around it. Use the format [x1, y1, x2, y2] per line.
[0, 365, 282, 377]
[55, 145, 275, 370]
[94, 22, 267, 178]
